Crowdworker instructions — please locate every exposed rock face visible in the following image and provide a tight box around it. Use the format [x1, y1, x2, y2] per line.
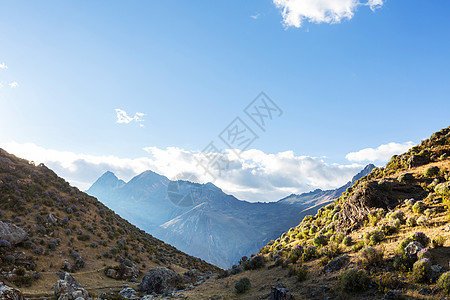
[405, 242, 424, 257]
[0, 281, 24, 300]
[0, 222, 27, 245]
[270, 284, 294, 300]
[119, 288, 138, 299]
[139, 267, 182, 295]
[54, 272, 88, 300]
[408, 155, 430, 168]
[323, 255, 349, 273]
[104, 259, 140, 281]
[105, 268, 120, 279]
[119, 259, 140, 281]
[336, 180, 427, 232]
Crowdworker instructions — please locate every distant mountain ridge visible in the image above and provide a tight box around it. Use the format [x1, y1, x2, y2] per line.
[278, 164, 376, 207]
[87, 164, 375, 268]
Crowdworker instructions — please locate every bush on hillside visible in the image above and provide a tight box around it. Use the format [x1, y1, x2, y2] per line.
[412, 258, 432, 283]
[424, 166, 440, 177]
[342, 235, 352, 246]
[235, 277, 251, 294]
[412, 201, 425, 214]
[358, 246, 384, 269]
[432, 235, 446, 248]
[438, 272, 450, 294]
[338, 268, 370, 293]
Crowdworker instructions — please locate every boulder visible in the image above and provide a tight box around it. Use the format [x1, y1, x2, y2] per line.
[405, 241, 424, 257]
[54, 272, 88, 300]
[105, 268, 120, 279]
[120, 259, 140, 281]
[323, 255, 349, 273]
[0, 222, 27, 245]
[139, 267, 182, 295]
[0, 281, 24, 300]
[431, 265, 444, 282]
[61, 259, 73, 273]
[408, 155, 430, 168]
[269, 284, 294, 300]
[184, 269, 201, 278]
[119, 288, 138, 300]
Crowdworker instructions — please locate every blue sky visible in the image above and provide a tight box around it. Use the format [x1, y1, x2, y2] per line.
[1, 0, 449, 202]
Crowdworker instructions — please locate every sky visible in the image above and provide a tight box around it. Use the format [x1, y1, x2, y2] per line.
[1, 0, 449, 202]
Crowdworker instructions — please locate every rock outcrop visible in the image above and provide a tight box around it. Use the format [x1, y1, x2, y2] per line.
[54, 272, 88, 300]
[139, 267, 182, 295]
[0, 281, 24, 300]
[0, 222, 27, 245]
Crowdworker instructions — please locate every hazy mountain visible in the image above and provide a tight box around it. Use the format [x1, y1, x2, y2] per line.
[87, 165, 374, 268]
[278, 164, 376, 207]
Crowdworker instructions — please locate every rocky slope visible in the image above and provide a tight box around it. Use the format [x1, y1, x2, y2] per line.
[0, 148, 219, 298]
[87, 166, 373, 269]
[177, 126, 450, 299]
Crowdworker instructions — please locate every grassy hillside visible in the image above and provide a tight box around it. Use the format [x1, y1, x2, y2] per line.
[0, 148, 219, 297]
[182, 126, 450, 299]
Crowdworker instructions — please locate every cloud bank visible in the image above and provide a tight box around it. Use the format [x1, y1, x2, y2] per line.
[1, 141, 363, 202]
[346, 141, 415, 163]
[273, 0, 385, 28]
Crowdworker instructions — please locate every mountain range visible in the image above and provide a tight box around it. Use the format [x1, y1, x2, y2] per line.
[87, 164, 375, 268]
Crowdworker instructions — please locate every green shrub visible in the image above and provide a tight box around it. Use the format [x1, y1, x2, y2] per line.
[302, 246, 317, 262]
[377, 272, 403, 294]
[318, 243, 342, 260]
[387, 210, 405, 224]
[368, 208, 386, 226]
[313, 234, 328, 247]
[364, 228, 385, 245]
[406, 215, 417, 227]
[417, 248, 432, 260]
[352, 241, 365, 253]
[435, 182, 450, 197]
[412, 201, 425, 214]
[438, 272, 450, 294]
[398, 173, 414, 183]
[77, 234, 91, 241]
[393, 253, 415, 272]
[296, 267, 308, 282]
[412, 258, 432, 283]
[358, 246, 384, 269]
[309, 225, 318, 235]
[379, 221, 400, 236]
[243, 255, 265, 270]
[338, 268, 370, 293]
[424, 208, 436, 217]
[235, 277, 251, 294]
[342, 235, 352, 246]
[432, 235, 446, 248]
[417, 216, 428, 226]
[424, 166, 440, 177]
[15, 266, 26, 276]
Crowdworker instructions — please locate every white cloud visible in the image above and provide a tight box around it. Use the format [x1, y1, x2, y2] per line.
[250, 13, 261, 20]
[8, 82, 19, 88]
[346, 141, 415, 163]
[0, 141, 363, 202]
[115, 109, 145, 125]
[273, 0, 384, 28]
[0, 63, 7, 70]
